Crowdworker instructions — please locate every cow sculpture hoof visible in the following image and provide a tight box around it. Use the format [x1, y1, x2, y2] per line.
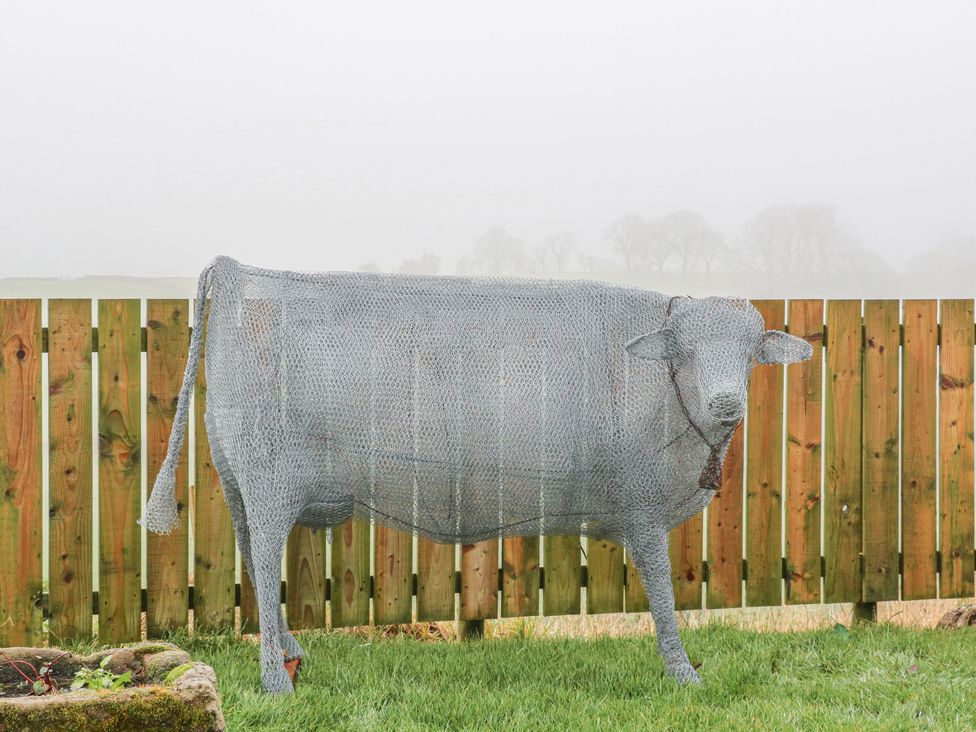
[669, 663, 702, 685]
[284, 657, 302, 683]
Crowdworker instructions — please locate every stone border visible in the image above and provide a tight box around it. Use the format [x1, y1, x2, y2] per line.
[0, 642, 224, 731]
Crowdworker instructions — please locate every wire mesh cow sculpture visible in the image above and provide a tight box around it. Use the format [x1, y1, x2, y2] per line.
[143, 256, 812, 693]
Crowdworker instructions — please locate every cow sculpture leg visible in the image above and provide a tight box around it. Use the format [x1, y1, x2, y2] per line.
[630, 529, 701, 684]
[209, 435, 305, 663]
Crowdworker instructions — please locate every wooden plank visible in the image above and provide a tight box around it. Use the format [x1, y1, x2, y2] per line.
[706, 423, 744, 608]
[585, 538, 623, 615]
[286, 526, 326, 629]
[240, 566, 259, 634]
[542, 534, 580, 616]
[784, 299, 823, 605]
[502, 536, 540, 617]
[417, 538, 455, 621]
[0, 300, 43, 646]
[330, 518, 370, 627]
[625, 551, 650, 613]
[373, 526, 412, 624]
[824, 300, 863, 603]
[146, 299, 189, 635]
[745, 299, 785, 607]
[97, 299, 142, 643]
[939, 299, 975, 598]
[47, 299, 94, 641]
[861, 300, 900, 601]
[460, 539, 499, 620]
[193, 302, 236, 632]
[901, 300, 938, 600]
[669, 516, 703, 610]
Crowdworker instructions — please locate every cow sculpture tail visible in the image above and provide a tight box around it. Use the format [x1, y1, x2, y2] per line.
[141, 261, 216, 534]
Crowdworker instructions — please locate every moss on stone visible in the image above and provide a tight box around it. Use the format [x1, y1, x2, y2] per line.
[163, 663, 194, 686]
[0, 688, 215, 732]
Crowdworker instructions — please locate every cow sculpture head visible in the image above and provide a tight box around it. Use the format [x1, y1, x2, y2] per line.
[626, 297, 812, 433]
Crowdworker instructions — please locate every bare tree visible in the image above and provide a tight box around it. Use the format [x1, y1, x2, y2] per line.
[397, 252, 441, 275]
[469, 226, 531, 276]
[743, 205, 889, 273]
[606, 214, 654, 271]
[358, 260, 381, 273]
[647, 210, 724, 273]
[532, 231, 577, 274]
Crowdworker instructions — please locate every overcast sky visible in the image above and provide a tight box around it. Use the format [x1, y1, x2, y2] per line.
[2, 2, 975, 277]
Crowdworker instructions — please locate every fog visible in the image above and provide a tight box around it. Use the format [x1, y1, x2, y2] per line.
[2, 2, 975, 295]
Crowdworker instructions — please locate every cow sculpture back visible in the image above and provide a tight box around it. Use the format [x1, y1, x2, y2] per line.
[142, 256, 812, 693]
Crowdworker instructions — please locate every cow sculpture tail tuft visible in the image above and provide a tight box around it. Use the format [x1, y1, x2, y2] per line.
[141, 261, 216, 534]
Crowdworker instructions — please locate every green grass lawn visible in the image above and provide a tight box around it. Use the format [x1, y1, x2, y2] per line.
[174, 624, 976, 731]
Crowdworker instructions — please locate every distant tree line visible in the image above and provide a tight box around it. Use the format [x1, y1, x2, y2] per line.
[360, 205, 897, 276]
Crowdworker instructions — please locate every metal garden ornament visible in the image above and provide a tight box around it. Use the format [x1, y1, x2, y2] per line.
[142, 256, 812, 693]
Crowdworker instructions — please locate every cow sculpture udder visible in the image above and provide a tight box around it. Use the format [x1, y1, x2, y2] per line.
[142, 256, 812, 693]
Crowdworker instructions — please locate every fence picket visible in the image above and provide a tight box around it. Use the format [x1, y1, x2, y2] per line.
[0, 299, 43, 646]
[824, 300, 863, 603]
[784, 299, 822, 604]
[502, 536, 540, 617]
[669, 518, 703, 610]
[97, 299, 142, 643]
[286, 527, 327, 629]
[861, 300, 900, 601]
[543, 535, 580, 615]
[901, 300, 938, 599]
[746, 300, 785, 607]
[193, 302, 236, 632]
[48, 299, 93, 641]
[939, 299, 975, 598]
[586, 538, 624, 615]
[146, 299, 190, 635]
[330, 518, 370, 627]
[706, 424, 744, 608]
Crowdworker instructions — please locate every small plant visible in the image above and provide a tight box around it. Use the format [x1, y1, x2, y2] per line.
[0, 649, 71, 695]
[70, 656, 133, 691]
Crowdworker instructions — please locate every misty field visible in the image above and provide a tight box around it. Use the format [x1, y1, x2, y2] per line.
[167, 624, 976, 731]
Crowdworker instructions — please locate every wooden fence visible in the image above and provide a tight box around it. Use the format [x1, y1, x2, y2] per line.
[0, 298, 974, 645]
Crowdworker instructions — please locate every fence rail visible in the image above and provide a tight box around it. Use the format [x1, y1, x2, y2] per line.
[1, 297, 974, 645]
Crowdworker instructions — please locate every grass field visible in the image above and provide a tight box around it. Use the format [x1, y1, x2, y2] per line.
[174, 623, 976, 731]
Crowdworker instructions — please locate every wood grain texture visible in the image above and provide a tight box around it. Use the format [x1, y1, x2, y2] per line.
[784, 300, 822, 605]
[460, 539, 499, 620]
[0, 300, 43, 646]
[97, 299, 142, 643]
[625, 551, 650, 613]
[146, 299, 189, 635]
[745, 300, 785, 607]
[861, 300, 900, 601]
[542, 534, 580, 616]
[824, 300, 862, 604]
[193, 302, 236, 632]
[417, 537, 455, 621]
[669, 516, 703, 610]
[901, 300, 938, 600]
[706, 423, 744, 608]
[47, 299, 93, 641]
[501, 536, 539, 617]
[286, 526, 326, 629]
[330, 518, 370, 627]
[585, 538, 623, 615]
[240, 567, 259, 634]
[373, 525, 412, 624]
[939, 299, 975, 598]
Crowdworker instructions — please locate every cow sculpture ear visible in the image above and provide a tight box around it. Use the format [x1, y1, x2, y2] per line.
[757, 330, 813, 364]
[626, 328, 679, 361]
